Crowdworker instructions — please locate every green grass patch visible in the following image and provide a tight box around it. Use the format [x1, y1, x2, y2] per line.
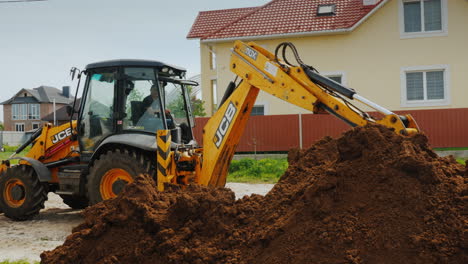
[0, 146, 31, 165]
[228, 158, 288, 183]
[434, 147, 468, 151]
[0, 260, 39, 264]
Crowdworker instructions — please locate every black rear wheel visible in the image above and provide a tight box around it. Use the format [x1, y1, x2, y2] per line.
[0, 165, 48, 221]
[87, 149, 154, 205]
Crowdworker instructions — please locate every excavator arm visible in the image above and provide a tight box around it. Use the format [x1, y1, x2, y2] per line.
[200, 40, 419, 187]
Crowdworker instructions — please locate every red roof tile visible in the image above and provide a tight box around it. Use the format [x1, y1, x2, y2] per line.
[187, 0, 387, 41]
[187, 7, 259, 39]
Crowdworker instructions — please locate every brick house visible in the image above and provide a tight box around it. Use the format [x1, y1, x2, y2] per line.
[1, 86, 73, 131]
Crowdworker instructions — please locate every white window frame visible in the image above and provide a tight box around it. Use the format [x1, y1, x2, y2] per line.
[399, 0, 448, 39]
[321, 71, 347, 86]
[209, 46, 216, 70]
[12, 104, 28, 120]
[12, 103, 41, 120]
[15, 123, 25, 132]
[12, 104, 19, 120]
[210, 78, 218, 112]
[252, 101, 269, 115]
[28, 103, 40, 120]
[400, 64, 450, 107]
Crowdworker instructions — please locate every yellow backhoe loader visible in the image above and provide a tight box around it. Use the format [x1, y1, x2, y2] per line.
[0, 41, 419, 220]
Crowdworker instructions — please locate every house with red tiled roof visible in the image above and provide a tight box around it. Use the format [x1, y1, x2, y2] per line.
[188, 0, 467, 117]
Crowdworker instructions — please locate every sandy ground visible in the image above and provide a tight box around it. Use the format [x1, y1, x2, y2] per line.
[0, 183, 274, 262]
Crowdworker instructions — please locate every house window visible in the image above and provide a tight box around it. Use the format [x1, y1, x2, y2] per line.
[211, 79, 217, 112]
[28, 104, 40, 120]
[15, 123, 25, 132]
[12, 104, 28, 120]
[12, 104, 40, 120]
[327, 75, 342, 84]
[209, 46, 216, 70]
[401, 65, 449, 107]
[251, 105, 265, 116]
[317, 4, 336, 16]
[400, 0, 447, 38]
[32, 122, 41, 130]
[322, 72, 346, 86]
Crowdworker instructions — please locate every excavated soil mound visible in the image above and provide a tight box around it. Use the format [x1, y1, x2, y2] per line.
[41, 125, 467, 264]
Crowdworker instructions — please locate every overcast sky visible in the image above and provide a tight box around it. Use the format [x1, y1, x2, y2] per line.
[0, 0, 268, 121]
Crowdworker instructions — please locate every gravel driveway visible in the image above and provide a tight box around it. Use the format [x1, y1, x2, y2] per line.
[0, 183, 274, 262]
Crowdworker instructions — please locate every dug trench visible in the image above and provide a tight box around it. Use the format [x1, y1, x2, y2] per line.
[41, 125, 467, 264]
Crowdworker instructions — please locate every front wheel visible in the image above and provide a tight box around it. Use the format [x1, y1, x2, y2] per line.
[0, 165, 48, 221]
[87, 149, 154, 205]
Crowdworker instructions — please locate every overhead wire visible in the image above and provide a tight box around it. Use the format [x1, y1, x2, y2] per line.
[0, 0, 47, 3]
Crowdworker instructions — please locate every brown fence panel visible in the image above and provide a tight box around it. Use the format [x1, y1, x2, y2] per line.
[192, 117, 209, 144]
[192, 115, 299, 152]
[396, 108, 468, 148]
[236, 114, 299, 152]
[301, 114, 350, 149]
[192, 108, 468, 152]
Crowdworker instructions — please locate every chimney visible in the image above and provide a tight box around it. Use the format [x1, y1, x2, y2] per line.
[363, 0, 379, 5]
[62, 86, 70, 98]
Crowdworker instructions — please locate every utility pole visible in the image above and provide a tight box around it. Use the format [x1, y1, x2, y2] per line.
[53, 98, 56, 126]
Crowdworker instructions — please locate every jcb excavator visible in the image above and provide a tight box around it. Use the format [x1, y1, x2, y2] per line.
[0, 41, 419, 220]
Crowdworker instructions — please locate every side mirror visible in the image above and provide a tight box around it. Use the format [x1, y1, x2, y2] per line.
[124, 80, 135, 95]
[66, 105, 74, 116]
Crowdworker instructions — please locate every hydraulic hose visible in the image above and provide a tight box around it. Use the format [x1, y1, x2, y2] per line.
[14, 127, 43, 155]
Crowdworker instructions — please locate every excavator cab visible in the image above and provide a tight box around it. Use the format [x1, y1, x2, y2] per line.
[77, 60, 197, 156]
[52, 59, 201, 206]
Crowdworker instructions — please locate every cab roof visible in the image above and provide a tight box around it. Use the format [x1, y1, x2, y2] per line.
[85, 59, 186, 76]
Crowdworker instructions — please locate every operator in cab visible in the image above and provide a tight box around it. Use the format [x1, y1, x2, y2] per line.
[137, 84, 173, 131]
[142, 84, 163, 115]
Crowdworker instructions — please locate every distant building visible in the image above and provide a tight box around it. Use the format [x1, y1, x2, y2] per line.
[1, 86, 73, 131]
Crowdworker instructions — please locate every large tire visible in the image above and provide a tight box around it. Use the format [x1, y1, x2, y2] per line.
[0, 165, 48, 221]
[87, 149, 154, 205]
[59, 195, 89, 209]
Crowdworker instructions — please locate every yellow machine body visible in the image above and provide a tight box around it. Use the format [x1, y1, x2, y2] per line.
[0, 41, 420, 221]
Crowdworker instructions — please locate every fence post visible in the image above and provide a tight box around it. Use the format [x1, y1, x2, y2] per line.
[298, 114, 303, 149]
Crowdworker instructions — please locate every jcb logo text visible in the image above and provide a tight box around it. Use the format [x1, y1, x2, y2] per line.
[52, 128, 72, 144]
[213, 102, 237, 148]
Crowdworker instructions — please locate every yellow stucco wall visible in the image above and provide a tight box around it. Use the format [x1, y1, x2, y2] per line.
[199, 0, 468, 116]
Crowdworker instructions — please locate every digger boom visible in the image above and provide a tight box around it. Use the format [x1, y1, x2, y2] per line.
[199, 41, 420, 187]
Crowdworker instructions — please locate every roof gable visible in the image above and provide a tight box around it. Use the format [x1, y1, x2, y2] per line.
[33, 86, 73, 104]
[1, 86, 73, 105]
[188, 0, 387, 41]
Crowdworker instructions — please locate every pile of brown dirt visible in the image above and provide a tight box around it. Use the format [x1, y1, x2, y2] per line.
[41, 125, 467, 264]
